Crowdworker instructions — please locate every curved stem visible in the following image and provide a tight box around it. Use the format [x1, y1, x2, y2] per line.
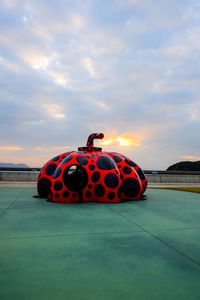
[87, 133, 104, 147]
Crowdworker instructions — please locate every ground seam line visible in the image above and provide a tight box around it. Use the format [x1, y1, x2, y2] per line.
[0, 229, 144, 240]
[106, 206, 200, 268]
[0, 189, 25, 219]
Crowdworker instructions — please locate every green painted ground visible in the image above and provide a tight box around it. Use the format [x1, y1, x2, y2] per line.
[0, 188, 200, 300]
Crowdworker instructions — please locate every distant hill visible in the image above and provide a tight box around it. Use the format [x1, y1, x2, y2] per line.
[167, 161, 200, 171]
[0, 163, 29, 168]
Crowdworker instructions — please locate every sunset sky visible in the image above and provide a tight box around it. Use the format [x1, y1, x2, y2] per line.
[0, 0, 200, 169]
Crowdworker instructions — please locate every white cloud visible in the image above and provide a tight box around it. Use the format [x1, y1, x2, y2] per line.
[45, 104, 65, 119]
[48, 71, 70, 87]
[81, 57, 95, 76]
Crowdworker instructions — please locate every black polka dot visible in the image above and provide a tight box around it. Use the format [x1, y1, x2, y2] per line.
[113, 155, 123, 163]
[51, 155, 60, 162]
[104, 173, 119, 188]
[89, 164, 95, 171]
[96, 156, 116, 170]
[91, 171, 100, 183]
[85, 191, 92, 197]
[115, 170, 119, 174]
[53, 167, 62, 179]
[92, 153, 98, 157]
[118, 165, 121, 168]
[117, 187, 122, 199]
[45, 163, 57, 176]
[123, 166, 132, 174]
[108, 192, 115, 200]
[125, 159, 137, 167]
[55, 193, 59, 198]
[91, 160, 94, 163]
[54, 180, 63, 191]
[37, 178, 51, 198]
[137, 168, 146, 180]
[60, 154, 73, 165]
[120, 174, 124, 180]
[94, 184, 105, 197]
[88, 184, 92, 189]
[86, 155, 91, 159]
[76, 156, 88, 165]
[63, 190, 69, 198]
[122, 178, 141, 197]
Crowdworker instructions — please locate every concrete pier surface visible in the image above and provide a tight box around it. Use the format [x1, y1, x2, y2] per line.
[0, 187, 200, 300]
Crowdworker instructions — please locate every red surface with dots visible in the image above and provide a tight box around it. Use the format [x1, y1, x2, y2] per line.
[37, 133, 147, 203]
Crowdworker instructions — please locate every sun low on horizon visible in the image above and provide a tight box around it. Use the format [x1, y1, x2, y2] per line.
[0, 0, 200, 169]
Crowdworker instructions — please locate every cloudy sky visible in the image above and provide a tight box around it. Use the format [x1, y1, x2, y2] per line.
[0, 0, 200, 169]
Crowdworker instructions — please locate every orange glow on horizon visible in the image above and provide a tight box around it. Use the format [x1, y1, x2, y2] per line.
[100, 136, 141, 147]
[181, 155, 200, 160]
[0, 146, 23, 151]
[100, 139, 113, 145]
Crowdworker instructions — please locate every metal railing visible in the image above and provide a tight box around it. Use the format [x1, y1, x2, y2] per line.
[0, 167, 200, 175]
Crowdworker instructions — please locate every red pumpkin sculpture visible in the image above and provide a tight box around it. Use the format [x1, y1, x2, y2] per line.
[37, 133, 147, 203]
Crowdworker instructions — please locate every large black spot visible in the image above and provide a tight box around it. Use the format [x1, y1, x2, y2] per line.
[45, 163, 57, 176]
[53, 167, 62, 179]
[91, 171, 100, 183]
[76, 156, 88, 166]
[137, 168, 146, 180]
[94, 184, 105, 197]
[60, 154, 73, 165]
[125, 159, 137, 167]
[89, 164, 95, 171]
[123, 166, 132, 174]
[63, 190, 69, 198]
[37, 178, 52, 198]
[85, 191, 92, 197]
[122, 178, 141, 197]
[96, 155, 116, 170]
[108, 192, 115, 200]
[104, 173, 119, 188]
[51, 155, 60, 162]
[54, 180, 63, 191]
[63, 164, 88, 191]
[117, 187, 122, 199]
[113, 155, 123, 163]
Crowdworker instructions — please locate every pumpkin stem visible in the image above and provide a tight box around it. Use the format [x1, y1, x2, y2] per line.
[87, 133, 104, 147]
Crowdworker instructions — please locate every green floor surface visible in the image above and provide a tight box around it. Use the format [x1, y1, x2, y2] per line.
[0, 187, 200, 300]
